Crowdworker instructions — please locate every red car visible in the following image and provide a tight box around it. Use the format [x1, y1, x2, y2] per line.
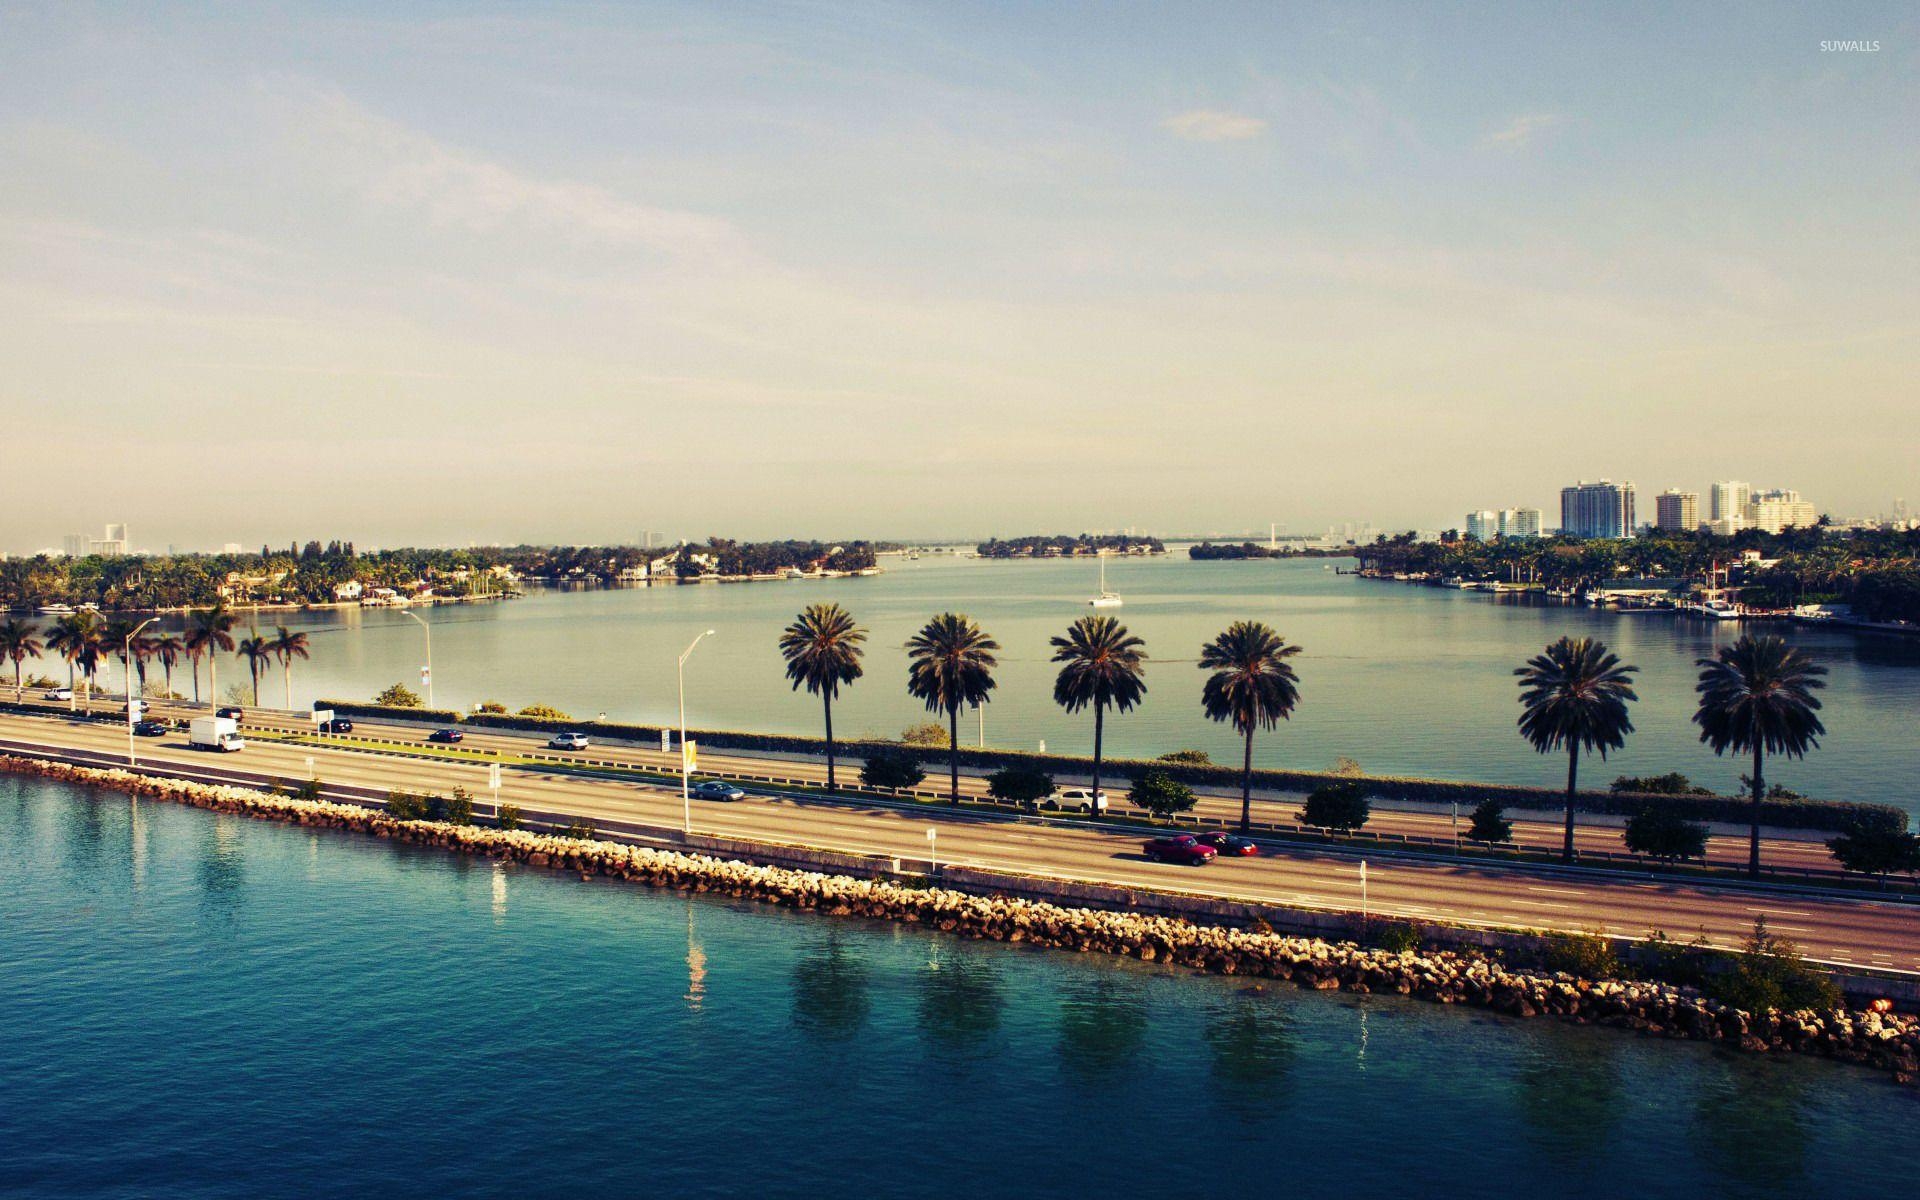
[1144, 834, 1217, 865]
[1195, 831, 1260, 857]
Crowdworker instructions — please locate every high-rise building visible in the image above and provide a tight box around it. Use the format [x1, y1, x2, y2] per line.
[1464, 510, 1499, 541]
[1655, 490, 1699, 532]
[1560, 480, 1636, 538]
[88, 523, 129, 557]
[1499, 508, 1543, 538]
[1746, 489, 1817, 535]
[1710, 481, 1750, 523]
[61, 533, 87, 558]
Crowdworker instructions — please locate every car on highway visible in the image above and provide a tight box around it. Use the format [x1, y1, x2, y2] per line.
[1047, 787, 1111, 814]
[216, 706, 244, 722]
[1143, 833, 1217, 866]
[427, 728, 464, 744]
[133, 720, 168, 737]
[690, 779, 747, 802]
[548, 732, 590, 751]
[318, 717, 354, 734]
[44, 687, 73, 701]
[1195, 831, 1260, 857]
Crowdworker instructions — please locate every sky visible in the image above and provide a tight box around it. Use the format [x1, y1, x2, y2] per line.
[1, 1, 1915, 552]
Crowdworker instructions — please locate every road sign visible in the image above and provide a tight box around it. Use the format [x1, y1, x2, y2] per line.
[682, 740, 698, 772]
[311, 709, 334, 726]
[420, 666, 432, 684]
[488, 762, 502, 790]
[661, 729, 672, 754]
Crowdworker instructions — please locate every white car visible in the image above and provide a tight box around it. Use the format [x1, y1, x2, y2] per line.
[548, 732, 590, 751]
[44, 687, 73, 701]
[1048, 787, 1111, 814]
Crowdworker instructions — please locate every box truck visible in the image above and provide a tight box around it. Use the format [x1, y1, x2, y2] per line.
[189, 716, 245, 753]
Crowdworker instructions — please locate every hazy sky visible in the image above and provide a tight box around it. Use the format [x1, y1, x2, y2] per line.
[1, 2, 1914, 552]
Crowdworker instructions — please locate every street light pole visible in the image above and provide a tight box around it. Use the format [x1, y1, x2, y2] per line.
[402, 610, 433, 709]
[678, 629, 716, 835]
[124, 617, 157, 766]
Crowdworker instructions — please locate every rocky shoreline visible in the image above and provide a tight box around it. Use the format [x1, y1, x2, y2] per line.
[7, 753, 1917, 1088]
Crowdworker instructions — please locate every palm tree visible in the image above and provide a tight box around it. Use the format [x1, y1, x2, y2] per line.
[1515, 636, 1638, 863]
[1694, 634, 1826, 878]
[104, 617, 142, 701]
[778, 603, 867, 791]
[0, 619, 44, 703]
[1198, 621, 1303, 833]
[905, 613, 999, 803]
[184, 602, 236, 705]
[237, 631, 274, 706]
[1049, 615, 1147, 818]
[46, 611, 107, 712]
[270, 625, 311, 710]
[149, 632, 183, 700]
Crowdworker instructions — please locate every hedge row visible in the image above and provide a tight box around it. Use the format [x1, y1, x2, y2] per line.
[317, 699, 468, 724]
[316, 700, 1909, 833]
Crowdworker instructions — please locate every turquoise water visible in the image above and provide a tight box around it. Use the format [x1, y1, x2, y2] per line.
[72, 552, 1920, 812]
[2, 774, 1914, 1198]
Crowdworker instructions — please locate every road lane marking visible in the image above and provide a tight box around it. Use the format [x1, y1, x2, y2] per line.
[1526, 886, 1589, 896]
[1746, 907, 1814, 918]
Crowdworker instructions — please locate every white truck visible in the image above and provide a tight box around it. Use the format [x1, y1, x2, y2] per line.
[189, 716, 245, 753]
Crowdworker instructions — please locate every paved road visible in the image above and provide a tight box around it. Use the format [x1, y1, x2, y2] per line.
[30, 691, 1850, 875]
[4, 704, 1915, 974]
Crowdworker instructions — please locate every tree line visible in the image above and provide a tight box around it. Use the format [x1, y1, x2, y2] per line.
[0, 601, 311, 709]
[974, 534, 1166, 558]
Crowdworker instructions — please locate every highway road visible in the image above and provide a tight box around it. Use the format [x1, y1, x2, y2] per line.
[3, 703, 1915, 974]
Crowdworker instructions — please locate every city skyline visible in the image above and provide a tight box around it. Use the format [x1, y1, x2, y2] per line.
[2, 3, 1915, 547]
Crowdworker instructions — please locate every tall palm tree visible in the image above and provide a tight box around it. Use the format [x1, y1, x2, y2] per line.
[1515, 636, 1638, 863]
[905, 613, 999, 803]
[184, 602, 236, 705]
[0, 619, 44, 703]
[1694, 634, 1826, 878]
[270, 625, 311, 710]
[149, 632, 183, 700]
[778, 603, 867, 791]
[237, 631, 274, 706]
[1049, 615, 1147, 818]
[47, 611, 107, 712]
[1199, 621, 1304, 833]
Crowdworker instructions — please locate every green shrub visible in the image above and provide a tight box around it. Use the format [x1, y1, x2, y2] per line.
[1640, 928, 1715, 991]
[1542, 931, 1621, 979]
[442, 786, 474, 827]
[1611, 772, 1712, 796]
[1368, 919, 1422, 954]
[293, 777, 323, 802]
[1302, 781, 1371, 833]
[1156, 749, 1213, 766]
[1464, 799, 1513, 845]
[374, 683, 423, 708]
[861, 748, 926, 791]
[476, 700, 508, 714]
[1130, 768, 1198, 821]
[900, 722, 947, 748]
[496, 803, 522, 831]
[1623, 806, 1710, 862]
[518, 703, 571, 720]
[986, 765, 1054, 806]
[557, 819, 596, 841]
[385, 790, 430, 821]
[1827, 824, 1920, 884]
[1710, 918, 1841, 1013]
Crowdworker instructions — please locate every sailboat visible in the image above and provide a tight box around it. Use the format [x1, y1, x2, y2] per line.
[1088, 552, 1122, 608]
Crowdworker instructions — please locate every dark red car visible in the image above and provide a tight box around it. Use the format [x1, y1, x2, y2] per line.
[1195, 831, 1259, 857]
[1143, 834, 1217, 865]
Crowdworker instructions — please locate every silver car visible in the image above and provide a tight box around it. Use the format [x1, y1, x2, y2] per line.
[691, 780, 746, 802]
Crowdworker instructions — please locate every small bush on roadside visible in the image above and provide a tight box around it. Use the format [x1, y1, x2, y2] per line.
[265, 778, 287, 796]
[385, 790, 430, 821]
[441, 786, 474, 826]
[900, 722, 947, 748]
[518, 703, 571, 720]
[1464, 798, 1513, 845]
[1156, 749, 1213, 766]
[1623, 806, 1710, 862]
[1331, 755, 1364, 778]
[1542, 930, 1621, 979]
[1611, 772, 1713, 796]
[1368, 919, 1422, 954]
[1826, 823, 1920, 885]
[475, 700, 508, 714]
[293, 777, 323, 802]
[496, 804, 522, 831]
[374, 683, 423, 708]
[986, 765, 1054, 807]
[1302, 781, 1371, 833]
[1246, 915, 1274, 935]
[861, 748, 926, 791]
[1130, 768, 1198, 822]
[558, 819, 596, 841]
[1641, 928, 1715, 991]
[1711, 918, 1841, 1013]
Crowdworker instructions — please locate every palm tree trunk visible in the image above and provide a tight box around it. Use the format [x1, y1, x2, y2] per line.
[190, 656, 201, 703]
[13, 661, 20, 704]
[822, 691, 836, 792]
[1563, 742, 1580, 862]
[1091, 701, 1104, 818]
[1239, 726, 1254, 834]
[947, 705, 960, 804]
[1748, 743, 1764, 879]
[283, 662, 291, 710]
[209, 654, 217, 708]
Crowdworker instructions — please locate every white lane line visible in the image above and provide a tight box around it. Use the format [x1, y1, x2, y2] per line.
[1526, 901, 1575, 909]
[1526, 886, 1589, 896]
[1747, 907, 1814, 918]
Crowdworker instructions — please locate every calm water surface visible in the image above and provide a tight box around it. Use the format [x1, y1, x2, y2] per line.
[61, 553, 1920, 811]
[1, 775, 1913, 1198]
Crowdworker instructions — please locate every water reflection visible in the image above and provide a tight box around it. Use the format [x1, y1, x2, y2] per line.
[1057, 972, 1148, 1081]
[197, 816, 245, 905]
[684, 903, 707, 1013]
[916, 947, 1003, 1053]
[790, 934, 870, 1041]
[1203, 988, 1296, 1107]
[60, 791, 108, 871]
[1689, 1057, 1812, 1188]
[1516, 1034, 1623, 1160]
[491, 862, 509, 923]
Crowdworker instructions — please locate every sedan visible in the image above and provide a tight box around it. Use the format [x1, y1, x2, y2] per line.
[690, 779, 747, 802]
[1195, 831, 1260, 857]
[1143, 834, 1217, 866]
[216, 706, 244, 721]
[427, 728, 464, 744]
[133, 720, 168, 737]
[319, 717, 354, 734]
[548, 732, 590, 751]
[44, 687, 73, 701]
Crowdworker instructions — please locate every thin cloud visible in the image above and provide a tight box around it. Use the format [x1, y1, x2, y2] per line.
[1159, 109, 1267, 142]
[1483, 113, 1563, 149]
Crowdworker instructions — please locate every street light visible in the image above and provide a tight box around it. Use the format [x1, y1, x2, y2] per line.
[927, 827, 938, 874]
[124, 616, 158, 767]
[678, 629, 716, 835]
[401, 610, 433, 709]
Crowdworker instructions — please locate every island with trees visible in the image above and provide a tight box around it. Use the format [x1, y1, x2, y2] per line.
[974, 534, 1165, 558]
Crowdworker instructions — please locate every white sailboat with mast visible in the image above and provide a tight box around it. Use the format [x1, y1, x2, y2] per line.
[1088, 551, 1122, 608]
